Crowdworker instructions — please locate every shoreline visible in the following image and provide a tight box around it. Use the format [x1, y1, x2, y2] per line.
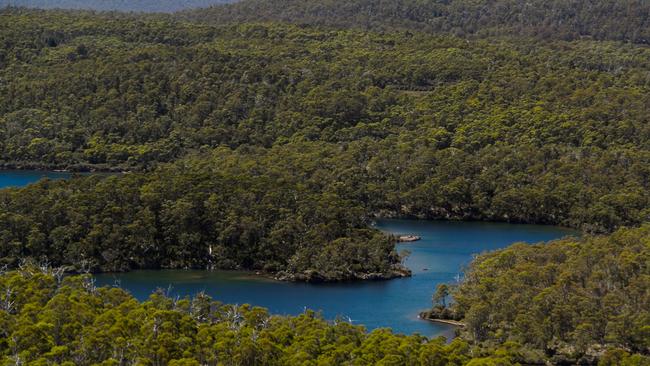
[420, 317, 465, 327]
[3, 170, 584, 233]
[0, 163, 131, 174]
[54, 263, 413, 284]
[396, 234, 422, 243]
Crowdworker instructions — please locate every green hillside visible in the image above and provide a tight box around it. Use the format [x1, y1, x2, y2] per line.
[0, 3, 649, 363]
[180, 0, 650, 44]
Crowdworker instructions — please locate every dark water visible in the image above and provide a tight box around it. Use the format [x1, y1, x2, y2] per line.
[95, 219, 578, 337]
[0, 170, 72, 189]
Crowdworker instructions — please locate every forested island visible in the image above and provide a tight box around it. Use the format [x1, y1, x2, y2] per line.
[0, 0, 649, 364]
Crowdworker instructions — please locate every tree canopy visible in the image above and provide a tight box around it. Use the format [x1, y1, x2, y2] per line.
[0, 3, 649, 363]
[0, 266, 522, 365]
[1, 9, 649, 236]
[423, 225, 650, 363]
[2, 0, 233, 13]
[180, 0, 650, 44]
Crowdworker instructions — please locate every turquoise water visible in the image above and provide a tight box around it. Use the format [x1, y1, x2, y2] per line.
[0, 170, 72, 189]
[95, 219, 578, 337]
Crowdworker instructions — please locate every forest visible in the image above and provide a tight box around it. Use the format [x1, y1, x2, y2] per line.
[2, 9, 649, 236]
[1, 0, 232, 13]
[0, 266, 586, 366]
[422, 225, 650, 363]
[180, 0, 650, 44]
[1, 3, 649, 276]
[0, 1, 649, 364]
[1, 228, 648, 366]
[0, 160, 407, 281]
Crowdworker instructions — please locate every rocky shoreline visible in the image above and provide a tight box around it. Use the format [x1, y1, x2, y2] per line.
[273, 265, 412, 283]
[396, 235, 421, 242]
[418, 307, 464, 326]
[419, 316, 465, 327]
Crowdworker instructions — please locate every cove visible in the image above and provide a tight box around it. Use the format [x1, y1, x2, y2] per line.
[95, 219, 578, 337]
[0, 170, 72, 189]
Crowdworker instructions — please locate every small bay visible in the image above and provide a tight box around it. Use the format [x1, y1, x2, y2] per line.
[0, 170, 72, 189]
[0, 170, 577, 337]
[95, 219, 578, 337]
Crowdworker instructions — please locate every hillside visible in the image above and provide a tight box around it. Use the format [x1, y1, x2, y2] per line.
[0, 267, 556, 365]
[422, 225, 650, 363]
[179, 0, 650, 44]
[2, 9, 649, 237]
[1, 0, 233, 12]
[0, 3, 649, 364]
[1, 227, 647, 364]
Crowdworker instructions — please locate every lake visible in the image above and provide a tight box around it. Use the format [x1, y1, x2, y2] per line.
[95, 219, 578, 338]
[0, 170, 578, 337]
[0, 170, 577, 337]
[0, 170, 72, 189]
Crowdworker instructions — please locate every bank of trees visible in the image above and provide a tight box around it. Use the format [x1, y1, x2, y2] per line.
[3, 0, 231, 12]
[0, 3, 649, 365]
[0, 266, 523, 365]
[423, 225, 650, 363]
[2, 139, 648, 278]
[0, 155, 407, 280]
[1, 260, 647, 365]
[180, 0, 650, 44]
[1, 9, 649, 233]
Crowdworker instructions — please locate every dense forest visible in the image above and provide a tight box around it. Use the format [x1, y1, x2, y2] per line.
[0, 266, 588, 366]
[1, 0, 233, 12]
[1, 250, 647, 365]
[2, 9, 649, 236]
[0, 2, 649, 364]
[0, 159, 407, 280]
[422, 225, 650, 363]
[180, 0, 650, 44]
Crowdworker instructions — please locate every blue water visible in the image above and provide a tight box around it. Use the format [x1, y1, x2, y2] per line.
[95, 219, 578, 337]
[0, 170, 72, 189]
[0, 171, 577, 336]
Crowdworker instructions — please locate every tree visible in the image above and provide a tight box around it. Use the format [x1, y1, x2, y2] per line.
[433, 284, 450, 308]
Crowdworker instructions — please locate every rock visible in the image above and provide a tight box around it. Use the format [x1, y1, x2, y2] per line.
[397, 235, 421, 242]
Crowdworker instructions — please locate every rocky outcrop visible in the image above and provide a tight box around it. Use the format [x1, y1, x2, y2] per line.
[396, 235, 421, 243]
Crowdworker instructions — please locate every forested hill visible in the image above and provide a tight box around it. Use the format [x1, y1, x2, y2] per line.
[0, 0, 233, 12]
[179, 0, 650, 44]
[1, 228, 647, 364]
[422, 225, 650, 363]
[2, 8, 650, 236]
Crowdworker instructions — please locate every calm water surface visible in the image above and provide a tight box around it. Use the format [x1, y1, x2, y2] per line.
[0, 171, 577, 336]
[95, 219, 578, 337]
[0, 170, 72, 188]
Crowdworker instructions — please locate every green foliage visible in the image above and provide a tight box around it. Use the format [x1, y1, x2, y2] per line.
[0, 267, 524, 365]
[180, 0, 650, 44]
[0, 156, 407, 280]
[0, 3, 649, 365]
[433, 284, 449, 308]
[1, 9, 648, 238]
[5, 0, 232, 13]
[440, 225, 650, 363]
